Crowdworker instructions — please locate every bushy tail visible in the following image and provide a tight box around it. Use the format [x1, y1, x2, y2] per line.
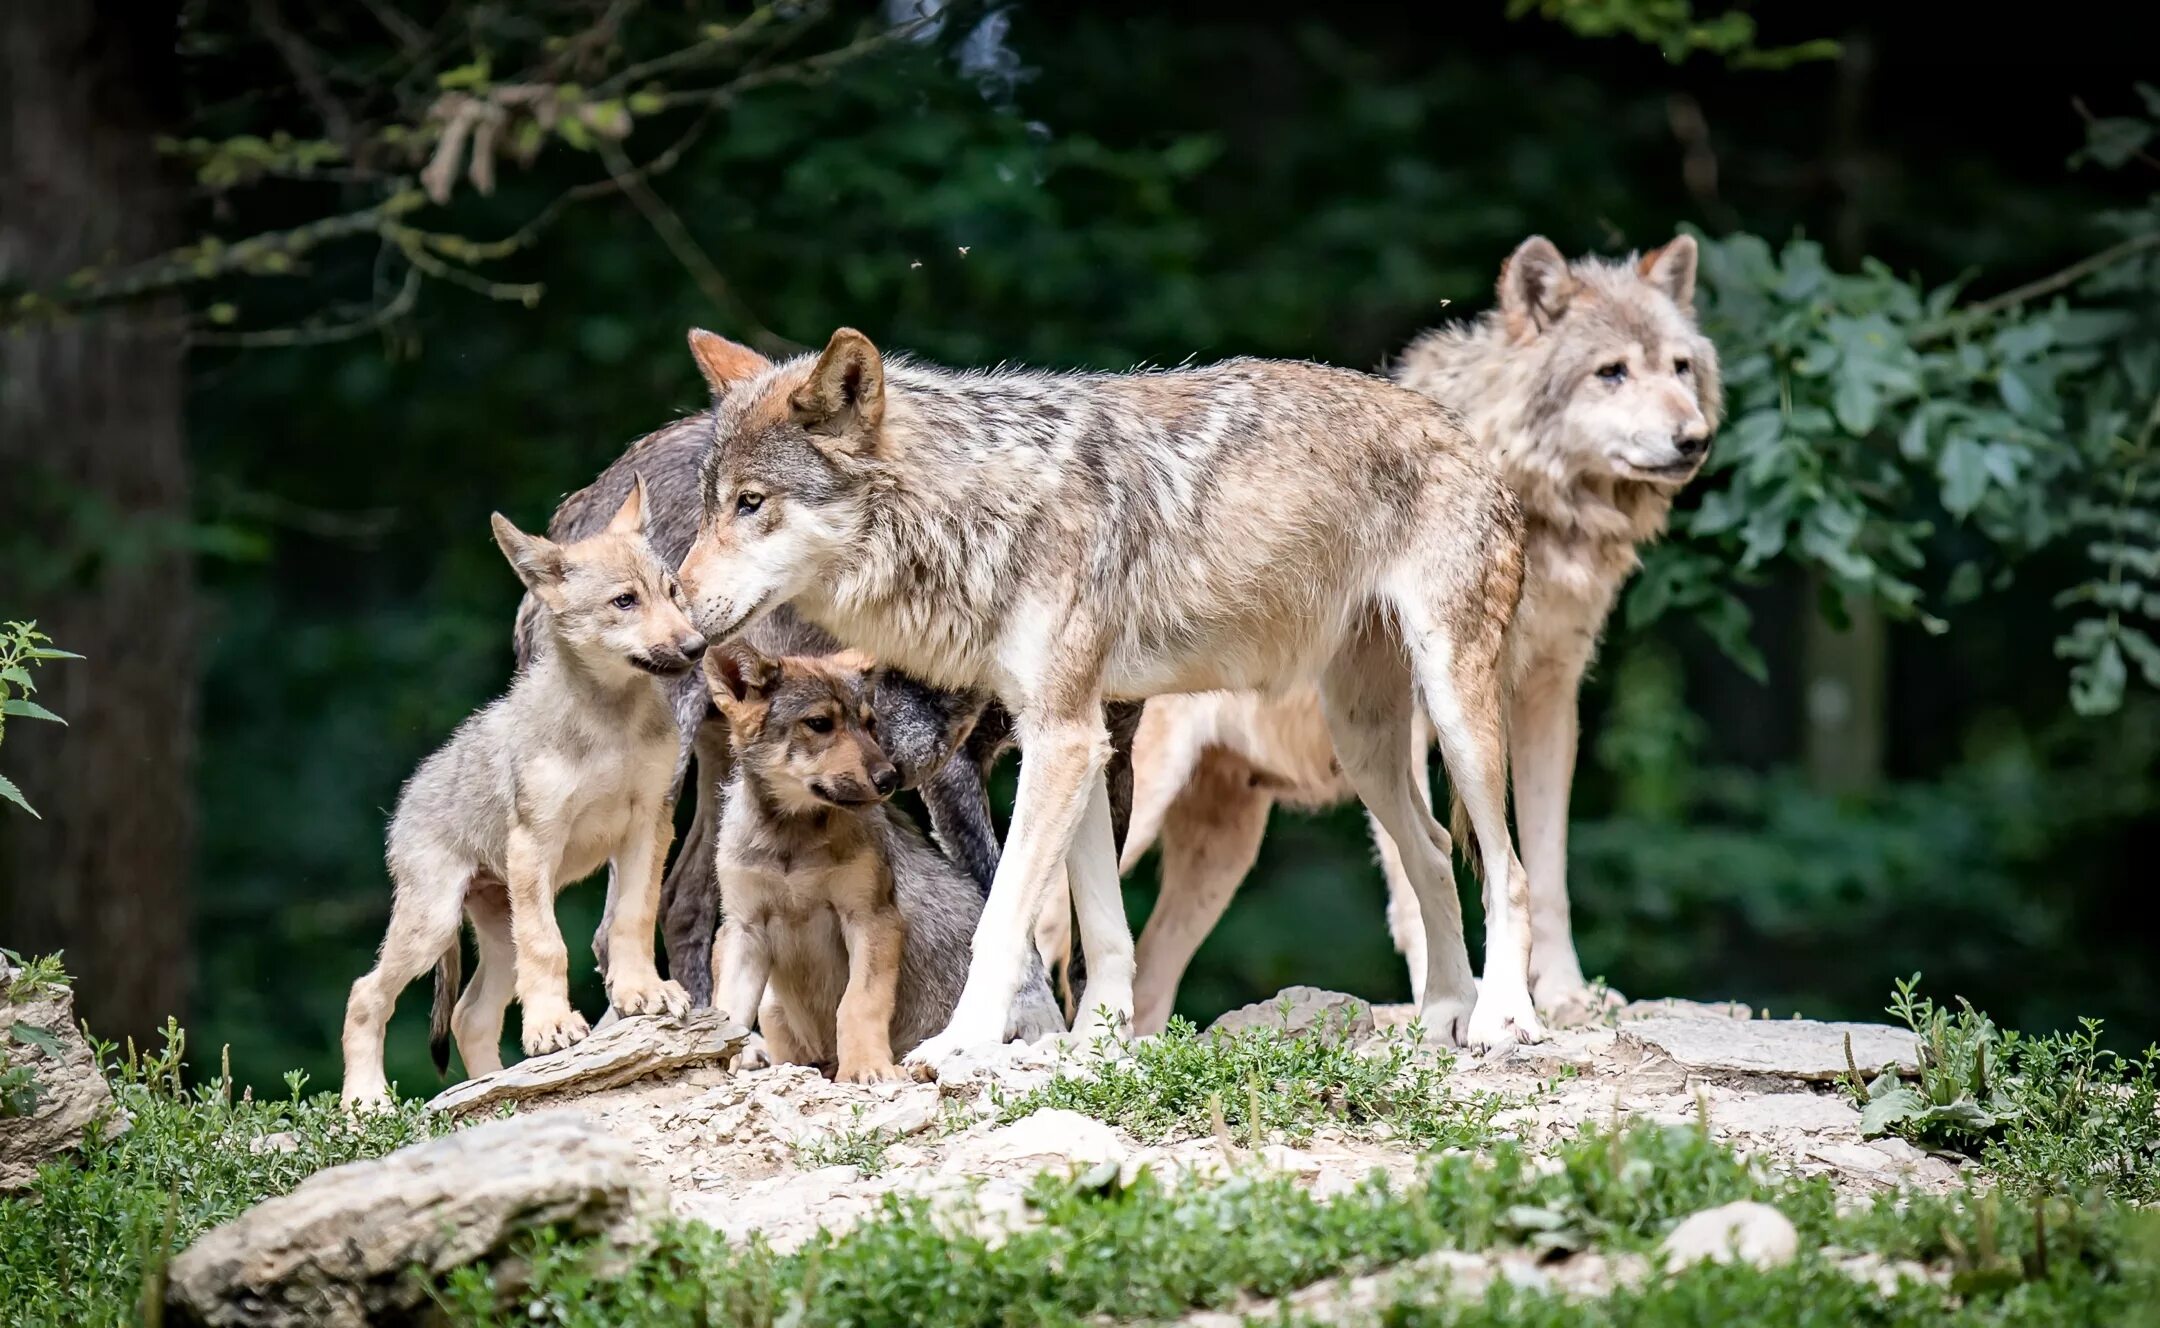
[429, 943, 461, 1077]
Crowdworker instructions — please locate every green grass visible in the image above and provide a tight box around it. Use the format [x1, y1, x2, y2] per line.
[998, 1008, 1502, 1150]
[0, 1022, 442, 1328]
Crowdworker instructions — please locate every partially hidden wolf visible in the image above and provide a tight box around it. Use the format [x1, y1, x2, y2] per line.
[1111, 234, 1721, 1032]
[340, 479, 697, 1105]
[677, 328, 1544, 1060]
[706, 644, 1064, 1079]
[526, 330, 1142, 1013]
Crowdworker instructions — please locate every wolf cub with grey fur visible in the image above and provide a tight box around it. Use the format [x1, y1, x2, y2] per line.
[340, 477, 702, 1106]
[705, 644, 1064, 1082]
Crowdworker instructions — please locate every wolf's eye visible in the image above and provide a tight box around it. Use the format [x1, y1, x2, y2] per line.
[803, 714, 834, 734]
[1673, 358, 1692, 376]
[1596, 361, 1629, 383]
[611, 592, 639, 610]
[736, 491, 764, 516]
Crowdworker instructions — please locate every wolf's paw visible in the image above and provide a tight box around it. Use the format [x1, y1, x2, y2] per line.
[1071, 1003, 1133, 1047]
[902, 1019, 1003, 1076]
[610, 973, 691, 1019]
[1412, 992, 1476, 1048]
[1466, 983, 1546, 1050]
[522, 1006, 591, 1056]
[838, 1059, 906, 1085]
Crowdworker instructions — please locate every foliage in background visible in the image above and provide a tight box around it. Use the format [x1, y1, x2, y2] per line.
[1510, 0, 1839, 69]
[1847, 976, 2160, 1205]
[0, 622, 79, 818]
[1635, 96, 2160, 713]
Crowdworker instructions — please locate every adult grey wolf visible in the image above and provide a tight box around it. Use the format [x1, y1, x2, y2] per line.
[341, 480, 698, 1104]
[675, 328, 1544, 1061]
[517, 330, 1144, 1013]
[704, 643, 1064, 1080]
[1112, 234, 1721, 1032]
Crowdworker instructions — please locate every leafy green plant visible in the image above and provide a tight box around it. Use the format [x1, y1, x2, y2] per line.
[1849, 976, 2160, 1204]
[0, 621, 79, 818]
[1508, 0, 1840, 68]
[999, 1008, 1499, 1150]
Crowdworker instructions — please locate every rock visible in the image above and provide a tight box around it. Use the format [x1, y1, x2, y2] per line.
[1707, 1090, 1863, 1137]
[942, 1108, 1127, 1175]
[1617, 1016, 1917, 1083]
[1208, 986, 1374, 1041]
[0, 958, 123, 1190]
[1659, 1201, 1799, 1270]
[1617, 997, 1752, 1023]
[862, 1089, 941, 1138]
[426, 1011, 749, 1117]
[166, 1114, 663, 1328]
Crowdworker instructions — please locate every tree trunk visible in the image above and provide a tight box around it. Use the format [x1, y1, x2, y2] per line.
[0, 4, 195, 1046]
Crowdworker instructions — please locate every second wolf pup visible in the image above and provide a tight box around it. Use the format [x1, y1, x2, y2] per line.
[705, 643, 1064, 1081]
[341, 477, 699, 1105]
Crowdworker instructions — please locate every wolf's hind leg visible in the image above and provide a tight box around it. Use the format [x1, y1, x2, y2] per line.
[452, 879, 516, 1078]
[343, 852, 467, 1105]
[1131, 750, 1273, 1035]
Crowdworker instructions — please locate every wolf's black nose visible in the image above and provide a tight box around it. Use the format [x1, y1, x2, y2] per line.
[870, 764, 899, 796]
[680, 634, 709, 662]
[1674, 429, 1709, 459]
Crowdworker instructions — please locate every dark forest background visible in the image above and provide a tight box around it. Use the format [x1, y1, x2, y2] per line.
[4, 1, 2157, 1095]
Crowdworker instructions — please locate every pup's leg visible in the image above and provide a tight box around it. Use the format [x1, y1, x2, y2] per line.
[1511, 655, 1605, 1015]
[1320, 619, 1482, 1047]
[834, 904, 908, 1083]
[755, 992, 816, 1069]
[1394, 588, 1542, 1049]
[605, 797, 693, 1018]
[710, 912, 774, 1034]
[342, 852, 466, 1106]
[1066, 769, 1133, 1042]
[451, 880, 516, 1078]
[505, 826, 587, 1055]
[906, 704, 1111, 1070]
[1130, 749, 1273, 1035]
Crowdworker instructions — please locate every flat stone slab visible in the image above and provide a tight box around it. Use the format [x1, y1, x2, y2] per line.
[1616, 1016, 1918, 1083]
[428, 1011, 749, 1117]
[165, 1113, 663, 1328]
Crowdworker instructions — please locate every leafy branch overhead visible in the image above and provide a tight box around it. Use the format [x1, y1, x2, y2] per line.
[0, 623, 80, 819]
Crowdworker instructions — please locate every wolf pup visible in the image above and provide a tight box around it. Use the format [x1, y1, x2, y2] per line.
[705, 643, 1064, 1080]
[1112, 234, 1721, 1031]
[676, 327, 1543, 1061]
[340, 477, 699, 1105]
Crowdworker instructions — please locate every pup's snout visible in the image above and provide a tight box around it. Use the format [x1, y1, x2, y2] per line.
[678, 633, 709, 662]
[870, 762, 899, 797]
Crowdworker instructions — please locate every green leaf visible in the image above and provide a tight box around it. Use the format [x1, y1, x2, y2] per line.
[0, 699, 65, 725]
[2076, 116, 2155, 169]
[0, 666, 32, 691]
[1937, 437, 1990, 518]
[0, 773, 36, 818]
[1832, 371, 1879, 435]
[23, 648, 83, 661]
[9, 1021, 62, 1057]
[1860, 1085, 1926, 1137]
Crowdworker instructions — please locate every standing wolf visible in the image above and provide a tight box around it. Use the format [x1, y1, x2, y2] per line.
[1113, 234, 1720, 1031]
[676, 329, 1543, 1058]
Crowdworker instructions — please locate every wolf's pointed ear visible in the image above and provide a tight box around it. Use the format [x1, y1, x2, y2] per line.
[789, 327, 885, 449]
[688, 328, 772, 397]
[605, 473, 649, 536]
[705, 642, 780, 709]
[1498, 235, 1572, 335]
[1638, 233, 1699, 312]
[491, 513, 568, 609]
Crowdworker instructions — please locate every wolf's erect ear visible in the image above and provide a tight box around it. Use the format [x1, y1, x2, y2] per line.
[789, 327, 886, 448]
[688, 329, 773, 397]
[705, 641, 780, 709]
[1498, 235, 1572, 335]
[605, 473, 649, 536]
[1638, 234, 1699, 312]
[491, 513, 568, 608]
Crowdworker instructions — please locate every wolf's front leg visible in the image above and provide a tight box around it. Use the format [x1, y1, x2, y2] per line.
[906, 712, 1110, 1071]
[605, 799, 692, 1018]
[1065, 771, 1132, 1042]
[505, 826, 589, 1055]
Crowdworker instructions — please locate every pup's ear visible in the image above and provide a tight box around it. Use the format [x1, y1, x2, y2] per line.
[491, 514, 567, 609]
[789, 327, 885, 449]
[1637, 233, 1699, 312]
[1498, 235, 1572, 334]
[705, 641, 780, 708]
[688, 328, 772, 398]
[605, 473, 649, 536]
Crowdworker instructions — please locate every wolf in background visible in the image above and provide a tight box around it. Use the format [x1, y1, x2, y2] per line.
[676, 328, 1544, 1059]
[1110, 234, 1721, 1032]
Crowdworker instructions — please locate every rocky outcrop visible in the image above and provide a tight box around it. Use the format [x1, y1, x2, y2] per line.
[426, 1011, 749, 1117]
[0, 957, 121, 1191]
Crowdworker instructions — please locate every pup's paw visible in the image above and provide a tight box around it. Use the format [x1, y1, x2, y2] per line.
[733, 1033, 773, 1072]
[609, 973, 691, 1019]
[838, 1059, 906, 1085]
[522, 1006, 591, 1057]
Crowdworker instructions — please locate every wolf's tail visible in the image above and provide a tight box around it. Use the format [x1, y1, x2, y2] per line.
[429, 943, 461, 1077]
